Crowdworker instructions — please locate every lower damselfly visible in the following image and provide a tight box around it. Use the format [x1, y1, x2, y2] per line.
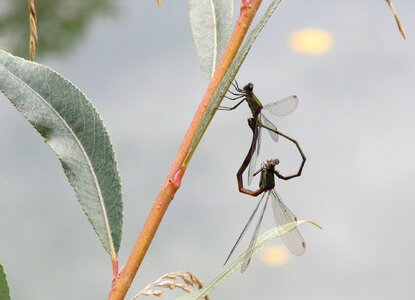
[224, 119, 306, 273]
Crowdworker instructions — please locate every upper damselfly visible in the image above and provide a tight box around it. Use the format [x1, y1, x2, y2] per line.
[219, 81, 299, 185]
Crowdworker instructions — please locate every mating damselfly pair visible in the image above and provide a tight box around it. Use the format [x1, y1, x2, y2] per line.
[219, 82, 307, 272]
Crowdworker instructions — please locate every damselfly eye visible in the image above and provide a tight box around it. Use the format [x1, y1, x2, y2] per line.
[244, 82, 254, 92]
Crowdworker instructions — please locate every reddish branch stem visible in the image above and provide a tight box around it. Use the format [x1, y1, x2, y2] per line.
[108, 1, 263, 299]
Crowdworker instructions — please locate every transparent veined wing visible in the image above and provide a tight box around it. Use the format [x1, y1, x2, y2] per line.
[224, 192, 266, 267]
[260, 113, 279, 142]
[270, 190, 306, 256]
[247, 125, 260, 185]
[263, 95, 298, 116]
[241, 191, 270, 273]
[256, 122, 261, 157]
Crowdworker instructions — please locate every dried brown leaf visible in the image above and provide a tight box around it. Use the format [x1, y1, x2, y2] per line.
[28, 0, 38, 60]
[385, 0, 406, 39]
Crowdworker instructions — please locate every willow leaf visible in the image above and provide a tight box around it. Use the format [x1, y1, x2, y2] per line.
[0, 50, 123, 257]
[176, 220, 321, 300]
[189, 0, 233, 80]
[0, 263, 10, 300]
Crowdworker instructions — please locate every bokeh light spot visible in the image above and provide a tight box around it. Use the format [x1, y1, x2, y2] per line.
[260, 244, 290, 266]
[289, 28, 333, 55]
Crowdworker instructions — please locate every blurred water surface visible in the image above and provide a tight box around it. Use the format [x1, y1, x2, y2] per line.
[1, 1, 415, 299]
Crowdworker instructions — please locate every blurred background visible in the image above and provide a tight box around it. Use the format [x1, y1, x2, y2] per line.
[1, 0, 415, 299]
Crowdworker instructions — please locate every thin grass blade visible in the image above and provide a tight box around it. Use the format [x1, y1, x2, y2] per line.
[0, 50, 123, 257]
[176, 220, 321, 300]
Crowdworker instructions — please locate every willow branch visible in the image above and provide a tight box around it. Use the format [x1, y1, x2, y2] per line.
[108, 1, 263, 299]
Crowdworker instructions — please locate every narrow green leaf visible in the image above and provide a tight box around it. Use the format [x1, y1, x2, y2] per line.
[176, 220, 322, 300]
[0, 263, 10, 300]
[187, 0, 283, 161]
[189, 0, 233, 80]
[0, 50, 123, 257]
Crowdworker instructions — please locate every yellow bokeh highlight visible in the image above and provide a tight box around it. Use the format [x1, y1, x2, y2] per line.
[289, 28, 333, 55]
[260, 244, 290, 266]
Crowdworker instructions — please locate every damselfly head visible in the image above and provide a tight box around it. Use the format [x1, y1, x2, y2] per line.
[244, 82, 254, 92]
[267, 159, 279, 168]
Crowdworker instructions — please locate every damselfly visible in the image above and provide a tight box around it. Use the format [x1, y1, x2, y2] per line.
[224, 118, 306, 272]
[219, 82, 299, 185]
